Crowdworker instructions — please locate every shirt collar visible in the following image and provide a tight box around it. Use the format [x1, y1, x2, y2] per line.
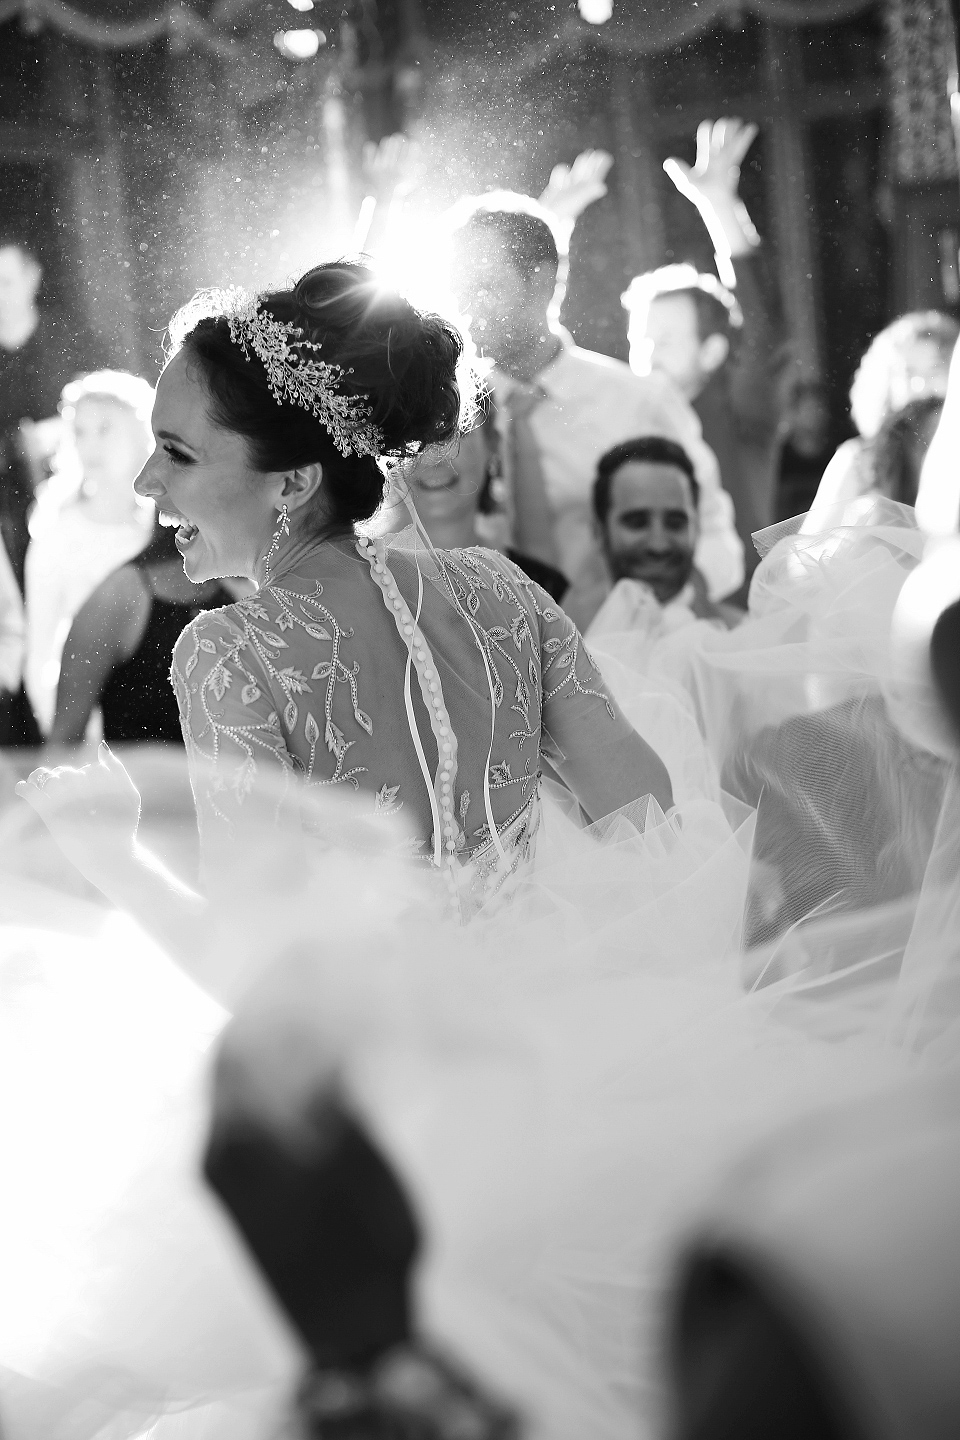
[669, 581, 698, 611]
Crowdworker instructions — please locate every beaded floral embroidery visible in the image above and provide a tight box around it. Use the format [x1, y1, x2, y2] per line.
[171, 583, 374, 816]
[170, 544, 617, 907]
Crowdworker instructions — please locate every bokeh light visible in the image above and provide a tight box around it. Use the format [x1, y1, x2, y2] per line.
[273, 29, 323, 62]
[578, 0, 613, 24]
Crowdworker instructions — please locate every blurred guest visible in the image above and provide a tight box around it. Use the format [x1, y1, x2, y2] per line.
[0, 541, 24, 735]
[397, 434, 487, 551]
[563, 436, 743, 635]
[25, 371, 155, 733]
[0, 235, 107, 593]
[447, 192, 743, 604]
[392, 411, 568, 601]
[623, 119, 786, 591]
[49, 521, 246, 747]
[869, 395, 943, 508]
[808, 311, 959, 520]
[726, 691, 945, 953]
[776, 379, 834, 520]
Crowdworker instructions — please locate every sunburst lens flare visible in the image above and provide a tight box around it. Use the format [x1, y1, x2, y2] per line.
[368, 236, 460, 331]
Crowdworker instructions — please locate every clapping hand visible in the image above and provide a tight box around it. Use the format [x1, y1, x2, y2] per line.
[539, 149, 613, 236]
[16, 741, 142, 882]
[663, 117, 758, 207]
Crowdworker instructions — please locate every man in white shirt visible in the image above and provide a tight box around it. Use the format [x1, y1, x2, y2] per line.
[447, 191, 743, 602]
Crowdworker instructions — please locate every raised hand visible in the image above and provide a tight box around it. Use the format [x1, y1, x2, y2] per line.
[356, 134, 418, 253]
[539, 149, 613, 225]
[361, 132, 417, 202]
[663, 118, 760, 270]
[663, 117, 758, 207]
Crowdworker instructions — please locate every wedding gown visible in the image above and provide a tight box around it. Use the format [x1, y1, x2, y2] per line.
[0, 508, 954, 1440]
[168, 530, 648, 921]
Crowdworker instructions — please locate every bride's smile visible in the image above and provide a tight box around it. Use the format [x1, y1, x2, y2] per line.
[135, 349, 290, 586]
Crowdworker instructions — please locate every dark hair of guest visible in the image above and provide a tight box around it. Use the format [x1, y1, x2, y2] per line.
[624, 265, 742, 343]
[679, 284, 738, 342]
[452, 201, 561, 285]
[168, 261, 465, 537]
[647, 278, 738, 342]
[593, 436, 700, 524]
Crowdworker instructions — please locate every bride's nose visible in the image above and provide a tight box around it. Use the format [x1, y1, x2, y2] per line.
[134, 450, 162, 499]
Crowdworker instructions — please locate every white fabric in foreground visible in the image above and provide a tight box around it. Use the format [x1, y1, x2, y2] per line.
[0, 749, 951, 1440]
[0, 499, 955, 1439]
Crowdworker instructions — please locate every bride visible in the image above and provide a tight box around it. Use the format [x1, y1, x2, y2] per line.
[4, 264, 954, 1440]
[17, 260, 672, 941]
[3, 261, 696, 1439]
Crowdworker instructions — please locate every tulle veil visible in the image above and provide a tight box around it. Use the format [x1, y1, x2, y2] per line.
[0, 496, 957, 1439]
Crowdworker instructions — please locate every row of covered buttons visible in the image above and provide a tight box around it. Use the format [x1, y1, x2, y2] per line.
[357, 536, 461, 863]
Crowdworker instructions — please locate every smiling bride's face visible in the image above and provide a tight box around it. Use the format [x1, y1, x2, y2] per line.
[134, 349, 282, 583]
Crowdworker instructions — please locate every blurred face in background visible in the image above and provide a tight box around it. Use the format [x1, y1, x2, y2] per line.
[73, 397, 153, 501]
[408, 427, 488, 544]
[630, 292, 726, 402]
[599, 460, 699, 603]
[889, 337, 952, 413]
[0, 245, 41, 332]
[451, 230, 548, 365]
[787, 387, 831, 457]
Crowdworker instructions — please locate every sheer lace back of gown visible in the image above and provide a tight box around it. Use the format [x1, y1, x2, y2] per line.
[170, 528, 621, 916]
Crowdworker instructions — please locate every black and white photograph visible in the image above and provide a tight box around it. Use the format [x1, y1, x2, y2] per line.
[0, 2, 958, 1438]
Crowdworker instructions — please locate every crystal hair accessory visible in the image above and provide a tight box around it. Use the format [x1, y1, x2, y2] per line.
[181, 286, 384, 459]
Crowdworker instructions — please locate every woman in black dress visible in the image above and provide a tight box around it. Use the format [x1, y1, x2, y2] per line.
[50, 521, 246, 746]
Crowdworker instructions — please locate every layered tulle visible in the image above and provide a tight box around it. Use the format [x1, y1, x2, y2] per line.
[0, 832, 303, 1439]
[0, 498, 956, 1440]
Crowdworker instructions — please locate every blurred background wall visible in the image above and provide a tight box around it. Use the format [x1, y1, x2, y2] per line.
[0, 0, 957, 444]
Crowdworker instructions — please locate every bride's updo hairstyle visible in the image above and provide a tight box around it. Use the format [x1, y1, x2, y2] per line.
[167, 261, 465, 534]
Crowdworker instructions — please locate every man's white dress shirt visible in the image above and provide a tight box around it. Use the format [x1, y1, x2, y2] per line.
[587, 579, 701, 642]
[493, 342, 744, 600]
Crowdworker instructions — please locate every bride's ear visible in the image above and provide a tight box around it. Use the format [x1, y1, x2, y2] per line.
[280, 463, 323, 513]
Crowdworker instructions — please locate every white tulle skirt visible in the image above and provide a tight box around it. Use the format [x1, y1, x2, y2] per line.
[0, 501, 955, 1440]
[0, 893, 303, 1440]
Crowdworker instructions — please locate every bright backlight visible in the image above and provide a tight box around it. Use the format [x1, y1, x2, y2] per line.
[274, 29, 322, 61]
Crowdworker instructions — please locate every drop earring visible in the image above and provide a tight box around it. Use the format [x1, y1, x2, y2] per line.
[262, 503, 290, 587]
